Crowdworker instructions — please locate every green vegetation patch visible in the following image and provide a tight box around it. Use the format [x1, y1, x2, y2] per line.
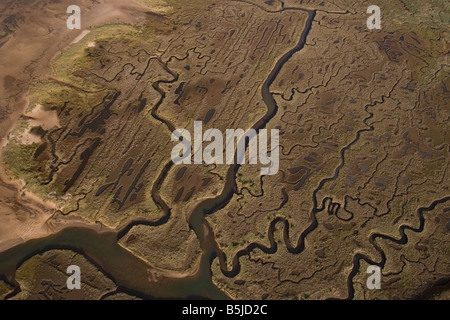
[0, 280, 13, 299]
[51, 24, 146, 90]
[2, 141, 38, 179]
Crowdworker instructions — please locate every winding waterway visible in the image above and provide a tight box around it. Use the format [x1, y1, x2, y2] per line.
[0, 7, 317, 300]
[1, 2, 445, 300]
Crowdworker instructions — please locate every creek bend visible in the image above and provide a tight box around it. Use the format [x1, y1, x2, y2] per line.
[0, 8, 316, 300]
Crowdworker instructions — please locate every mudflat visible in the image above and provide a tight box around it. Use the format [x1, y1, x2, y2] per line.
[0, 0, 448, 301]
[0, 0, 153, 250]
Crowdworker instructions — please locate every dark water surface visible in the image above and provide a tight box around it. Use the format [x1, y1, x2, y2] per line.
[0, 8, 316, 300]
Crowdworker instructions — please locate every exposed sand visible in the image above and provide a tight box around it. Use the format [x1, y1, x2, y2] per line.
[70, 30, 91, 44]
[0, 0, 160, 146]
[0, 0, 163, 252]
[0, 164, 55, 252]
[8, 104, 62, 145]
[25, 104, 61, 130]
[0, 162, 116, 252]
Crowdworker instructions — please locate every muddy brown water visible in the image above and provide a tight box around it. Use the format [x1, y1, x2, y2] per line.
[0, 7, 316, 300]
[0, 227, 228, 299]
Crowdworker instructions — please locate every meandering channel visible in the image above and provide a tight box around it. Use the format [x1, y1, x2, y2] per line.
[0, 7, 320, 300]
[187, 7, 317, 283]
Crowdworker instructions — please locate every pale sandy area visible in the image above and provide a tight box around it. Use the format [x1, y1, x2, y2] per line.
[25, 104, 61, 130]
[0, 164, 113, 252]
[0, 0, 161, 147]
[0, 0, 164, 252]
[9, 104, 61, 145]
[70, 30, 91, 44]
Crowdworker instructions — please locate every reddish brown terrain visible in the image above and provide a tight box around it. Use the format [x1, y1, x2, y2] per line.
[0, 0, 448, 300]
